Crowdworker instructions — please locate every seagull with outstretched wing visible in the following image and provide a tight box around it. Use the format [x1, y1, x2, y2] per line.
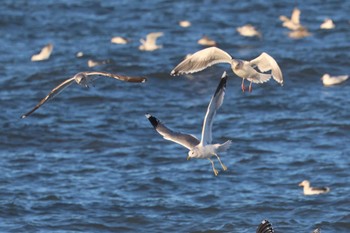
[171, 47, 283, 92]
[146, 72, 231, 176]
[21, 71, 147, 118]
[139, 32, 163, 51]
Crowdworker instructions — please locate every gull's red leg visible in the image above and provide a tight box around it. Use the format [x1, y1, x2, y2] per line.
[241, 79, 245, 92]
[249, 81, 253, 92]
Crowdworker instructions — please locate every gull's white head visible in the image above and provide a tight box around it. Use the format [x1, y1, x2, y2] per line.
[187, 148, 199, 160]
[321, 73, 330, 81]
[298, 180, 310, 188]
[74, 72, 90, 88]
[231, 59, 243, 71]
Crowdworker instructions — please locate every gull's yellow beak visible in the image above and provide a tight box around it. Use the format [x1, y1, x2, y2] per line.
[187, 156, 191, 160]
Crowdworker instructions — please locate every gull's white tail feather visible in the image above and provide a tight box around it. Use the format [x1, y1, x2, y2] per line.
[217, 140, 232, 152]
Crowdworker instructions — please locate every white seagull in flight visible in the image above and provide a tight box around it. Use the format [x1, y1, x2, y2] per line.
[279, 7, 303, 31]
[171, 47, 283, 92]
[146, 72, 231, 176]
[139, 32, 164, 51]
[21, 71, 147, 118]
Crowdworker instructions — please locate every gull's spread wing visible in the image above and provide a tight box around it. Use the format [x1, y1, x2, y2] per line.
[86, 71, 147, 83]
[256, 219, 274, 233]
[21, 77, 75, 118]
[200, 72, 227, 145]
[171, 47, 232, 76]
[249, 52, 283, 85]
[146, 114, 199, 150]
[291, 7, 301, 25]
[146, 32, 164, 44]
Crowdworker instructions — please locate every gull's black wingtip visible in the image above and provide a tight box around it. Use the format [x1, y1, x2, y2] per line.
[145, 113, 159, 128]
[221, 71, 228, 82]
[256, 219, 274, 233]
[213, 71, 228, 96]
[170, 70, 179, 76]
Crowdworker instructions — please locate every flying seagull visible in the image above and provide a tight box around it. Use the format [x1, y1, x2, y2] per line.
[299, 180, 330, 195]
[146, 72, 231, 176]
[139, 32, 163, 51]
[21, 71, 147, 118]
[279, 7, 303, 31]
[256, 219, 274, 233]
[171, 47, 283, 92]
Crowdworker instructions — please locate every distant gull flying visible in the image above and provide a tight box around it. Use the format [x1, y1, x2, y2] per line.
[146, 72, 231, 176]
[299, 180, 330, 195]
[139, 32, 163, 51]
[21, 71, 147, 118]
[171, 47, 283, 92]
[31, 43, 53, 61]
[279, 7, 303, 31]
[321, 73, 348, 86]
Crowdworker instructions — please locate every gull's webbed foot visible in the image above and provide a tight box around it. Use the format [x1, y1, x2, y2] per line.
[221, 164, 228, 171]
[208, 158, 218, 176]
[214, 154, 227, 172]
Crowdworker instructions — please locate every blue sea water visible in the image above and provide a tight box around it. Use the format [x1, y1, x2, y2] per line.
[0, 0, 350, 232]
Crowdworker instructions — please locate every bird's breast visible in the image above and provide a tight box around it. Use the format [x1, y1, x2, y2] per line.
[194, 145, 216, 159]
